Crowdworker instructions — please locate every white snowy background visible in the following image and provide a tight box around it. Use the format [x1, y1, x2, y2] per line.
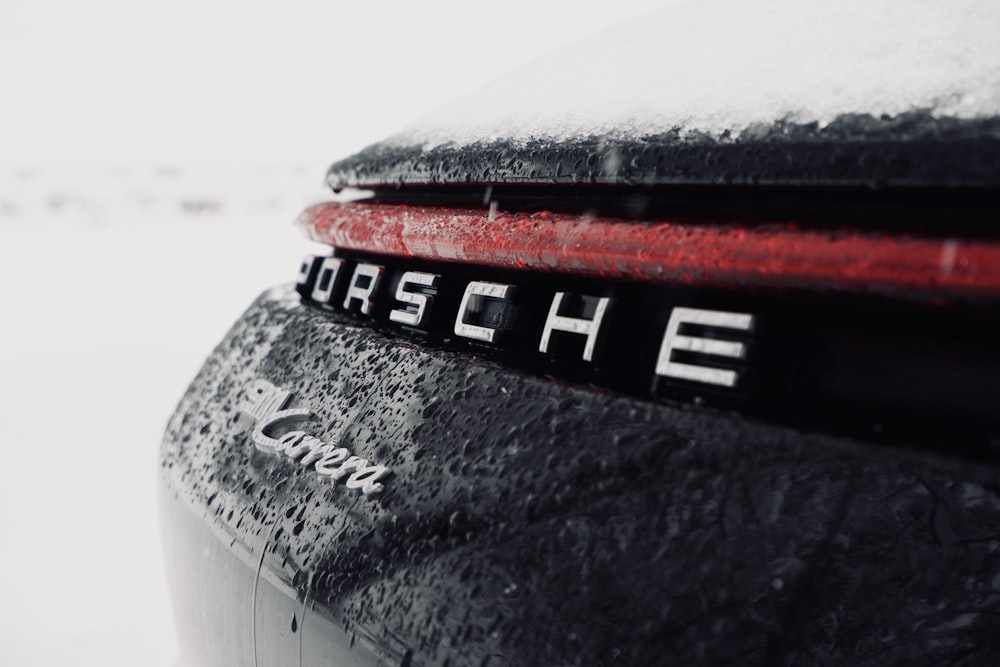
[0, 1, 670, 664]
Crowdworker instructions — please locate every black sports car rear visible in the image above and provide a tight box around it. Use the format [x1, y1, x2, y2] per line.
[161, 3, 1000, 665]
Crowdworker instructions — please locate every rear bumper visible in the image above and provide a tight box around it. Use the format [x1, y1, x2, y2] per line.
[161, 285, 1000, 666]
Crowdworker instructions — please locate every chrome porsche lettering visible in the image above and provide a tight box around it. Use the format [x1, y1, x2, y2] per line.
[343, 262, 383, 315]
[390, 271, 439, 327]
[296, 255, 317, 291]
[311, 256, 344, 305]
[455, 281, 515, 343]
[539, 292, 614, 362]
[655, 307, 754, 387]
[295, 254, 759, 392]
[239, 380, 390, 495]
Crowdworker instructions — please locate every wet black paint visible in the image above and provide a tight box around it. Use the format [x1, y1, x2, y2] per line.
[162, 287, 1000, 666]
[327, 113, 1000, 191]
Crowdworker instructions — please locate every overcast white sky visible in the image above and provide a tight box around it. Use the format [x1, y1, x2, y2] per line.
[0, 6, 671, 662]
[0, 0, 671, 169]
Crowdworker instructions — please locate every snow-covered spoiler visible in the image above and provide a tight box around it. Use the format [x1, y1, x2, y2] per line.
[296, 201, 1000, 303]
[328, 0, 1000, 190]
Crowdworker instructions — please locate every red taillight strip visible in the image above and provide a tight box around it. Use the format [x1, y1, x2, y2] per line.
[297, 202, 1000, 301]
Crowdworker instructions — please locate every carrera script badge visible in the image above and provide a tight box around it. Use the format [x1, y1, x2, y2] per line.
[239, 379, 390, 496]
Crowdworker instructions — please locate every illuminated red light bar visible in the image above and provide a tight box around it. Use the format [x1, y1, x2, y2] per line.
[297, 201, 1000, 301]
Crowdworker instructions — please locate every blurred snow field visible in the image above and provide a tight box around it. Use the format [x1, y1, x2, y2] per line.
[0, 164, 332, 666]
[0, 164, 328, 227]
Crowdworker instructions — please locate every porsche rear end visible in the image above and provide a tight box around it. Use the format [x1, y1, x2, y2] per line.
[160, 3, 1000, 665]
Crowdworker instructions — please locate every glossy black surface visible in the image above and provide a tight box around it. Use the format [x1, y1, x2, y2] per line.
[298, 250, 1000, 456]
[162, 286, 1000, 666]
[327, 113, 1000, 191]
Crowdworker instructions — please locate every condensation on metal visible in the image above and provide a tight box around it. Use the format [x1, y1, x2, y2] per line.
[326, 116, 1000, 191]
[161, 288, 1000, 666]
[239, 379, 391, 496]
